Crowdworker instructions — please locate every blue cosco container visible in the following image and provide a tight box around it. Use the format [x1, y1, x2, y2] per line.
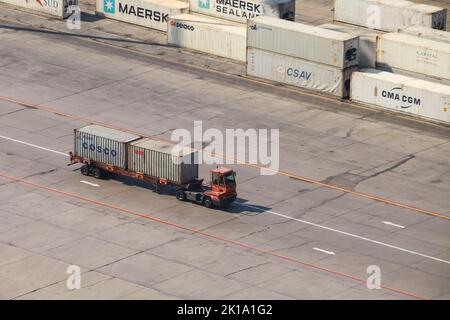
[74, 125, 141, 169]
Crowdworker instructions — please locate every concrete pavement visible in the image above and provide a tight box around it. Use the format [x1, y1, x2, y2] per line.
[0, 1, 449, 299]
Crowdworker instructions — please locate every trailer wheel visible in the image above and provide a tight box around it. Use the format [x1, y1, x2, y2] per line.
[176, 190, 186, 201]
[92, 167, 102, 179]
[203, 197, 213, 208]
[81, 165, 89, 176]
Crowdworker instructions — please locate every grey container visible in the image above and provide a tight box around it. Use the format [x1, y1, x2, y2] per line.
[74, 125, 141, 169]
[128, 139, 198, 184]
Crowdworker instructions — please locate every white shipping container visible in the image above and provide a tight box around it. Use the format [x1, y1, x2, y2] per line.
[188, 0, 295, 23]
[334, 0, 447, 32]
[167, 14, 247, 61]
[399, 26, 450, 44]
[96, 0, 189, 31]
[351, 69, 450, 124]
[247, 48, 355, 97]
[376, 65, 450, 87]
[0, 0, 77, 18]
[320, 22, 384, 68]
[247, 17, 359, 69]
[377, 33, 450, 81]
[129, 139, 198, 184]
[74, 125, 141, 169]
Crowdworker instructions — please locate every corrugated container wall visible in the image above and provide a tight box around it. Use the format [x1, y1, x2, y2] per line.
[168, 14, 247, 61]
[320, 22, 383, 68]
[188, 0, 295, 23]
[74, 125, 141, 169]
[128, 139, 199, 184]
[96, 0, 189, 31]
[351, 69, 450, 124]
[376, 65, 450, 87]
[334, 0, 447, 32]
[376, 33, 450, 81]
[247, 48, 355, 98]
[399, 26, 450, 44]
[0, 0, 78, 18]
[247, 17, 359, 69]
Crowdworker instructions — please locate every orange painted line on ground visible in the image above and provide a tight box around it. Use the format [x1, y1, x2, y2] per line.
[0, 95, 449, 221]
[0, 171, 427, 300]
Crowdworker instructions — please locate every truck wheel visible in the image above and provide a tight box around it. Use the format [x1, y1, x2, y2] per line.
[203, 197, 213, 208]
[176, 190, 186, 201]
[92, 167, 102, 179]
[81, 165, 89, 176]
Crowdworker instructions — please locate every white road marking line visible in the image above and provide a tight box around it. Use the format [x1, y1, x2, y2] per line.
[80, 180, 100, 187]
[313, 247, 336, 255]
[0, 134, 68, 157]
[2, 135, 449, 265]
[240, 203, 450, 265]
[383, 221, 405, 229]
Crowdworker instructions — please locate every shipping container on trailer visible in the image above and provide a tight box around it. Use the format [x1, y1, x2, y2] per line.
[73, 125, 141, 169]
[95, 0, 189, 31]
[247, 48, 355, 98]
[0, 0, 78, 18]
[333, 0, 447, 32]
[247, 17, 359, 69]
[320, 22, 384, 68]
[167, 14, 247, 61]
[69, 125, 237, 208]
[128, 138, 198, 185]
[188, 0, 295, 23]
[350, 69, 450, 124]
[376, 32, 450, 81]
[398, 26, 450, 44]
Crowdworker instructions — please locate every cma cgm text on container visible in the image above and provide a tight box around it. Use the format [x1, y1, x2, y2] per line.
[351, 69, 450, 124]
[96, 0, 189, 31]
[189, 0, 295, 23]
[0, 0, 78, 18]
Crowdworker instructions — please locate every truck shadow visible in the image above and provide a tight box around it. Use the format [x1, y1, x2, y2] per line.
[222, 200, 272, 215]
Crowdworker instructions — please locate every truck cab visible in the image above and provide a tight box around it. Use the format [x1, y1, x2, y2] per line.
[204, 167, 237, 208]
[178, 167, 237, 208]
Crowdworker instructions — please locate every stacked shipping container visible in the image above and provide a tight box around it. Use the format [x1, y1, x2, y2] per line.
[246, 17, 359, 97]
[95, 0, 190, 32]
[351, 69, 450, 124]
[188, 0, 295, 23]
[167, 13, 247, 61]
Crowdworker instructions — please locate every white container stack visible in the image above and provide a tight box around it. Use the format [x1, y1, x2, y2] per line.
[188, 0, 295, 23]
[96, 0, 189, 32]
[334, 0, 447, 32]
[351, 69, 450, 124]
[376, 32, 450, 82]
[246, 17, 359, 97]
[168, 14, 247, 61]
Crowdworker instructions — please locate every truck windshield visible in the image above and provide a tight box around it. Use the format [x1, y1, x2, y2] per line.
[225, 172, 235, 186]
